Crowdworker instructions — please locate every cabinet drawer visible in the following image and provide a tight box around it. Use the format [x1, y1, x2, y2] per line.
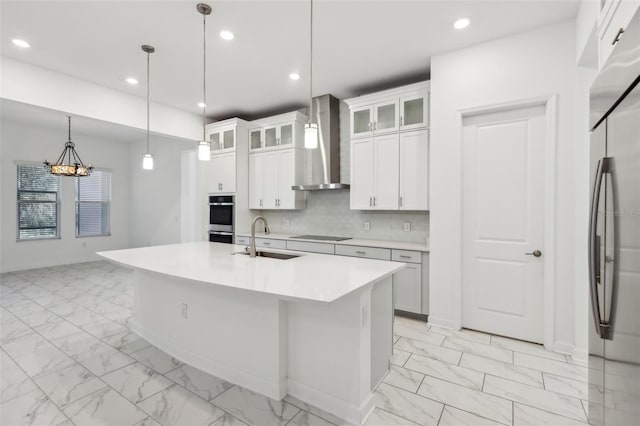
[391, 249, 421, 264]
[235, 236, 251, 246]
[335, 245, 391, 261]
[286, 240, 335, 255]
[255, 238, 286, 250]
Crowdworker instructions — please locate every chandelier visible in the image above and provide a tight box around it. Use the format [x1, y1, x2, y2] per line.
[44, 116, 93, 177]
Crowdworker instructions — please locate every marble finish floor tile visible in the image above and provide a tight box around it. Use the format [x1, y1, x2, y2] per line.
[288, 410, 336, 426]
[63, 387, 148, 426]
[283, 395, 348, 426]
[438, 405, 504, 426]
[129, 345, 183, 374]
[374, 382, 443, 425]
[394, 337, 462, 365]
[50, 330, 105, 358]
[102, 330, 151, 354]
[211, 412, 250, 426]
[543, 372, 588, 400]
[404, 353, 484, 390]
[101, 362, 173, 403]
[513, 402, 590, 425]
[0, 388, 68, 426]
[212, 385, 300, 426]
[138, 384, 225, 426]
[1, 363, 39, 403]
[514, 352, 588, 382]
[391, 349, 411, 367]
[0, 317, 33, 345]
[428, 326, 492, 345]
[81, 317, 128, 339]
[416, 375, 512, 425]
[12, 343, 76, 378]
[394, 316, 429, 331]
[443, 336, 513, 363]
[74, 342, 135, 376]
[165, 364, 233, 401]
[459, 353, 543, 388]
[364, 408, 419, 426]
[134, 416, 163, 426]
[483, 375, 587, 422]
[491, 335, 568, 362]
[393, 323, 445, 346]
[33, 362, 108, 407]
[382, 365, 425, 393]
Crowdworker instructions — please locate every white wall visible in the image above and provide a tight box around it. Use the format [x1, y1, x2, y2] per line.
[128, 137, 188, 248]
[429, 20, 591, 354]
[0, 120, 131, 272]
[0, 57, 202, 141]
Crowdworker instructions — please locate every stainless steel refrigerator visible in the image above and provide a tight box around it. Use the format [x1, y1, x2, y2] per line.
[588, 8, 640, 426]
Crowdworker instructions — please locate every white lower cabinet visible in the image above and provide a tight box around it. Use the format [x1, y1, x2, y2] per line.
[393, 263, 422, 314]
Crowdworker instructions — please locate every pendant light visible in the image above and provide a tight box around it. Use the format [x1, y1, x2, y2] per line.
[304, 0, 318, 149]
[142, 44, 155, 170]
[197, 3, 212, 161]
[44, 116, 93, 176]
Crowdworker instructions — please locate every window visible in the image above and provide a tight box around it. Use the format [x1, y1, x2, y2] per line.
[75, 169, 111, 237]
[17, 163, 61, 240]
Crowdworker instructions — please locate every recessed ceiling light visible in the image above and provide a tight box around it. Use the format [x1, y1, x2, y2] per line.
[453, 18, 470, 30]
[220, 30, 234, 41]
[198, 102, 206, 108]
[126, 77, 139, 85]
[12, 39, 30, 48]
[289, 73, 300, 81]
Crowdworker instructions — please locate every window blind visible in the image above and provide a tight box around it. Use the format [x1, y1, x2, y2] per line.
[75, 169, 111, 237]
[17, 164, 61, 240]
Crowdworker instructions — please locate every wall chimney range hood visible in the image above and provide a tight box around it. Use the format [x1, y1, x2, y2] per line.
[292, 94, 349, 191]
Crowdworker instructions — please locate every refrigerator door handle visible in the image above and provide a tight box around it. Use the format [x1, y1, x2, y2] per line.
[589, 158, 605, 338]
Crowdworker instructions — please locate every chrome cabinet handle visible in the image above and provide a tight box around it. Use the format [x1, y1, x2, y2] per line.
[399, 196, 403, 207]
[400, 116, 403, 126]
[399, 255, 411, 259]
[368, 122, 372, 131]
[369, 197, 372, 207]
[525, 250, 542, 257]
[612, 28, 624, 45]
[373, 196, 376, 206]
[373, 121, 377, 130]
[263, 242, 270, 246]
[356, 251, 366, 255]
[260, 199, 262, 207]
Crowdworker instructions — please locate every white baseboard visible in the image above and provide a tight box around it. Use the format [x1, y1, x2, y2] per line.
[287, 378, 374, 426]
[427, 316, 457, 330]
[1, 255, 101, 273]
[553, 340, 574, 356]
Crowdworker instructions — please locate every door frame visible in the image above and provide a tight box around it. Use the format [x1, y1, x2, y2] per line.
[457, 95, 557, 349]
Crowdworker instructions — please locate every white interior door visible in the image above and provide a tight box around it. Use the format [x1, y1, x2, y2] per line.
[462, 104, 546, 343]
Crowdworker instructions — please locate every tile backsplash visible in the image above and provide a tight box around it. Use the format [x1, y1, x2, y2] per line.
[258, 190, 428, 244]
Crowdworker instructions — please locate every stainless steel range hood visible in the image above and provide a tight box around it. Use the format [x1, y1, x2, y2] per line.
[292, 94, 350, 191]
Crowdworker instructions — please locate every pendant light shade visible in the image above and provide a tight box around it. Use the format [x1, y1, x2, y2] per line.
[304, 123, 318, 149]
[44, 116, 93, 177]
[305, 0, 318, 149]
[142, 44, 155, 170]
[197, 3, 212, 161]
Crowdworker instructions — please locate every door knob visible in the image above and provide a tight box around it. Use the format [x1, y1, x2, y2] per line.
[525, 250, 542, 257]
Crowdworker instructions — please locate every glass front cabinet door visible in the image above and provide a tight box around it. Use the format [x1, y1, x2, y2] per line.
[400, 94, 429, 131]
[351, 106, 374, 139]
[374, 100, 399, 134]
[249, 128, 263, 151]
[208, 126, 236, 152]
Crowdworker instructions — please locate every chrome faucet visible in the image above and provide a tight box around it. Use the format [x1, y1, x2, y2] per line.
[250, 216, 271, 257]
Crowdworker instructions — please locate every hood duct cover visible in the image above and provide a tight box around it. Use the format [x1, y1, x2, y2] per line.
[292, 94, 350, 191]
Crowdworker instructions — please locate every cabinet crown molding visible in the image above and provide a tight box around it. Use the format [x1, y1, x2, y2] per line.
[249, 111, 308, 128]
[344, 81, 430, 108]
[205, 117, 249, 131]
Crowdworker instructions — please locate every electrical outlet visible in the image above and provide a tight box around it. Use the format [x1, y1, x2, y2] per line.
[364, 221, 371, 231]
[181, 303, 188, 319]
[404, 222, 411, 232]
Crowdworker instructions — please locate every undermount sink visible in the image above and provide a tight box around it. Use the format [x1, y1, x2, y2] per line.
[233, 250, 300, 260]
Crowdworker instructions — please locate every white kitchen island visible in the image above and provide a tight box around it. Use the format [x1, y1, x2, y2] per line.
[98, 241, 404, 425]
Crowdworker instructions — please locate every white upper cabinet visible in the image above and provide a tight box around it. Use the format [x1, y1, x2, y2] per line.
[399, 130, 429, 210]
[249, 153, 264, 209]
[347, 82, 429, 140]
[248, 111, 306, 153]
[347, 82, 430, 211]
[597, 0, 639, 69]
[204, 118, 248, 194]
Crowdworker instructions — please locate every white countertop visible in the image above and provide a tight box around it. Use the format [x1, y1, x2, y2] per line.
[236, 232, 429, 252]
[97, 242, 404, 304]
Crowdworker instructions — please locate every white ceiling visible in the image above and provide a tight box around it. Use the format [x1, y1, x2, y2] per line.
[1, 0, 579, 121]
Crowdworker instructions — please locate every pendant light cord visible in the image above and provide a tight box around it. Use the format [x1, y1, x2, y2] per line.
[202, 10, 207, 141]
[308, 0, 313, 123]
[67, 116, 72, 143]
[146, 50, 150, 154]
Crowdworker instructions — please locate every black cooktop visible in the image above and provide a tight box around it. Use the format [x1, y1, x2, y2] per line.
[289, 235, 352, 242]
